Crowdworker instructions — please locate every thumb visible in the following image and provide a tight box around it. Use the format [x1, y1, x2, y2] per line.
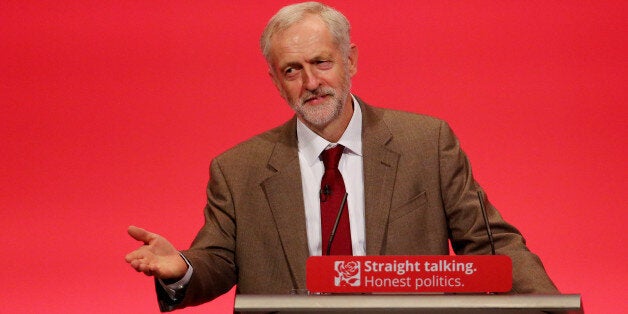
[127, 225, 155, 244]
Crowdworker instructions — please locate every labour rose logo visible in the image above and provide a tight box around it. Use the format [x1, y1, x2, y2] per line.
[334, 261, 361, 287]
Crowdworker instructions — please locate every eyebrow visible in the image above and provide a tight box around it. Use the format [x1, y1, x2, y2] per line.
[309, 52, 334, 62]
[278, 52, 335, 69]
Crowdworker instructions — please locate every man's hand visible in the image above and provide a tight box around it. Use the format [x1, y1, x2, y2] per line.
[125, 225, 188, 280]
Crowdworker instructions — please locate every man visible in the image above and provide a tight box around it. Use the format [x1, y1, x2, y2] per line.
[126, 2, 558, 311]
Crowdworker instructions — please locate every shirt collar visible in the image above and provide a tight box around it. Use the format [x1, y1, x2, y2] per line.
[297, 95, 363, 166]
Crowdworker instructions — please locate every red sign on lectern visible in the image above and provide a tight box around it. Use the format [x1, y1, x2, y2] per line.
[306, 255, 512, 293]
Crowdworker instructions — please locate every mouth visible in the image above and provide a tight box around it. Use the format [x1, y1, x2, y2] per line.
[304, 94, 331, 105]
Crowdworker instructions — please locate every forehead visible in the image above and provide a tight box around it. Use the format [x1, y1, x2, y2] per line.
[269, 15, 339, 66]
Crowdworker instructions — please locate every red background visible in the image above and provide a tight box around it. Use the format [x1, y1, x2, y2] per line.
[1, 1, 626, 313]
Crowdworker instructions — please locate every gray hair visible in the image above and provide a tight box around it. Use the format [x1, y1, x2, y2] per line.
[260, 2, 351, 63]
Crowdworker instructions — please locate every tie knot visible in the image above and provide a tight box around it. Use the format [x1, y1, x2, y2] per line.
[321, 145, 344, 170]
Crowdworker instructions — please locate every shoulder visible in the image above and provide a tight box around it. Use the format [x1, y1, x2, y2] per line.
[212, 123, 286, 164]
[360, 99, 450, 140]
[209, 117, 297, 174]
[382, 107, 444, 130]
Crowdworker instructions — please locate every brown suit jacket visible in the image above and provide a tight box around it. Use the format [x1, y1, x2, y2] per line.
[159, 99, 557, 310]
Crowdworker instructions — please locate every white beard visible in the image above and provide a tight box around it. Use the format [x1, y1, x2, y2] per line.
[284, 71, 352, 128]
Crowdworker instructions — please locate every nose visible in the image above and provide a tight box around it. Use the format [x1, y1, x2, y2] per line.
[302, 67, 320, 91]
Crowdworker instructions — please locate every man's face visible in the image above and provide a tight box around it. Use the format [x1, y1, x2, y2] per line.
[268, 15, 357, 130]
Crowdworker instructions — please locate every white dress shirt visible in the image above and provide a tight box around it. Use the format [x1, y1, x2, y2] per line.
[296, 95, 366, 256]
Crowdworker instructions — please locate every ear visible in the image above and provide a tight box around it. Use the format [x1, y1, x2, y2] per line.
[347, 44, 358, 77]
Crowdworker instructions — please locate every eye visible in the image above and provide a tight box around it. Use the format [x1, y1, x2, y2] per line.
[283, 67, 300, 79]
[316, 60, 333, 70]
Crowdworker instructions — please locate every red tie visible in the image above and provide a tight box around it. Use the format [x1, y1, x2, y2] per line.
[320, 145, 352, 255]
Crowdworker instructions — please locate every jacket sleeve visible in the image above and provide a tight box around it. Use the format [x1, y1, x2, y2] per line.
[437, 120, 559, 293]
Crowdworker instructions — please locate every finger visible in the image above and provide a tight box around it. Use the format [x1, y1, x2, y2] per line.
[146, 263, 160, 277]
[130, 258, 155, 276]
[127, 225, 154, 244]
[137, 262, 152, 276]
[130, 259, 143, 270]
[130, 260, 150, 276]
[139, 261, 160, 277]
[125, 249, 146, 263]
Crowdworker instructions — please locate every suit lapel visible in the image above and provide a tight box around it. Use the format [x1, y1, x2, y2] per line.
[259, 100, 400, 287]
[359, 100, 400, 255]
[261, 117, 309, 289]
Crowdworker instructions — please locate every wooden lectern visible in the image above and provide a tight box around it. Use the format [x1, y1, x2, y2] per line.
[234, 294, 583, 313]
